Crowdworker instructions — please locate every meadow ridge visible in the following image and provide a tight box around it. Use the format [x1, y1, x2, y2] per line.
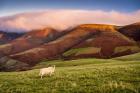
[0, 57, 140, 93]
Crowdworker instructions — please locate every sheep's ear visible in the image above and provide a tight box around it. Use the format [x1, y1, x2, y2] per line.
[53, 65, 55, 67]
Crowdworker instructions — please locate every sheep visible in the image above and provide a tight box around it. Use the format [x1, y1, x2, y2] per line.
[39, 65, 55, 79]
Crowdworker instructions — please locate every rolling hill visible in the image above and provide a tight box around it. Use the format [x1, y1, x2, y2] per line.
[0, 31, 24, 44]
[9, 26, 100, 65]
[0, 23, 140, 71]
[113, 52, 140, 61]
[62, 24, 140, 59]
[118, 22, 140, 42]
[0, 28, 68, 58]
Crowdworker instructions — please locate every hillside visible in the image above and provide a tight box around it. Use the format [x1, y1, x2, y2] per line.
[0, 58, 139, 93]
[9, 24, 140, 63]
[0, 23, 140, 71]
[118, 22, 140, 42]
[0, 31, 24, 44]
[113, 52, 140, 61]
[9, 26, 100, 65]
[0, 28, 66, 58]
[62, 24, 139, 59]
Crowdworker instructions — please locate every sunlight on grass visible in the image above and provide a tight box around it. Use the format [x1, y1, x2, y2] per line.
[0, 59, 140, 93]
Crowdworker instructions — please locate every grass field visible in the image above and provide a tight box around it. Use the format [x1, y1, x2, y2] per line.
[114, 52, 140, 61]
[63, 47, 101, 57]
[0, 58, 140, 93]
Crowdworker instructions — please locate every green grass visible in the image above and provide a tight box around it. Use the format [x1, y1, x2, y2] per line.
[63, 47, 101, 57]
[114, 46, 140, 54]
[0, 58, 140, 93]
[114, 52, 140, 61]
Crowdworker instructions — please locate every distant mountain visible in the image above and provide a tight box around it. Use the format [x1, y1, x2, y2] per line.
[62, 24, 139, 59]
[0, 23, 140, 71]
[0, 28, 69, 58]
[9, 25, 100, 65]
[9, 24, 140, 66]
[0, 31, 24, 44]
[118, 22, 140, 41]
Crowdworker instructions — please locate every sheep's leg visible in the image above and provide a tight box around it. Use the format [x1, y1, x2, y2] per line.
[49, 73, 52, 76]
[41, 74, 43, 79]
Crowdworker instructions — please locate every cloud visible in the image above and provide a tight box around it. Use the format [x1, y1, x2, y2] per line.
[0, 9, 140, 32]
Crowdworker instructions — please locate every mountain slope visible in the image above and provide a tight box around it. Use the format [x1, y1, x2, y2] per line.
[9, 24, 140, 65]
[9, 26, 100, 65]
[0, 31, 24, 44]
[0, 23, 140, 71]
[0, 28, 67, 58]
[118, 22, 140, 42]
[62, 24, 140, 59]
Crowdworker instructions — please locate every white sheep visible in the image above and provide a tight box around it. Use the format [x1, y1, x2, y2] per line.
[39, 65, 55, 79]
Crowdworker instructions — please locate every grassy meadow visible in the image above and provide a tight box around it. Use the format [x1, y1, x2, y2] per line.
[0, 55, 140, 93]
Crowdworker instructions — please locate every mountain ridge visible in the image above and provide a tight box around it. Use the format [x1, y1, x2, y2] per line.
[0, 22, 140, 71]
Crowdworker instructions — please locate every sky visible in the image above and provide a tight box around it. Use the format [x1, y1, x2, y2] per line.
[0, 0, 140, 32]
[0, 0, 140, 16]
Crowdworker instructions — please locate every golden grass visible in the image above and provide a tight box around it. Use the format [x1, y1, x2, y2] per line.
[79, 24, 117, 32]
[114, 46, 140, 54]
